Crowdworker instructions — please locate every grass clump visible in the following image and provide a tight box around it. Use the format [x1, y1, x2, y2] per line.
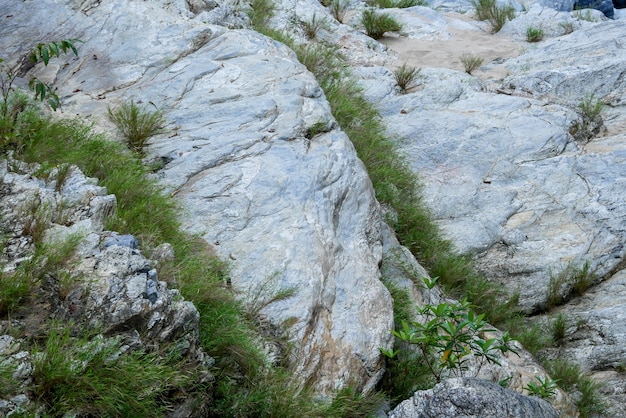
[372, 0, 428, 7]
[362, 8, 403, 39]
[526, 25, 544, 42]
[471, 0, 515, 32]
[559, 21, 575, 35]
[249, 0, 276, 28]
[31, 326, 192, 417]
[546, 262, 594, 310]
[393, 63, 421, 93]
[329, 0, 351, 22]
[579, 95, 604, 122]
[301, 13, 329, 39]
[459, 53, 484, 74]
[546, 360, 607, 418]
[107, 99, 165, 155]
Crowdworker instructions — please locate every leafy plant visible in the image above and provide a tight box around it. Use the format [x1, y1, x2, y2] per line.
[28, 40, 80, 110]
[381, 281, 518, 384]
[471, 0, 515, 32]
[525, 25, 544, 42]
[362, 8, 403, 39]
[393, 63, 420, 93]
[525, 376, 558, 399]
[108, 99, 166, 155]
[459, 53, 484, 74]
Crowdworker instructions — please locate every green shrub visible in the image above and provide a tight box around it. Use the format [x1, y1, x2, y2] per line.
[393, 63, 420, 93]
[107, 99, 165, 155]
[381, 280, 518, 384]
[526, 25, 544, 42]
[362, 8, 403, 39]
[459, 53, 484, 74]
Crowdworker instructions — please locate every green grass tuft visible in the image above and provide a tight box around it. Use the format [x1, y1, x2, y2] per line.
[362, 8, 403, 39]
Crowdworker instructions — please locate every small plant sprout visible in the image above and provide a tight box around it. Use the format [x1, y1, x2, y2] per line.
[362, 8, 403, 39]
[526, 25, 544, 42]
[108, 99, 166, 155]
[579, 95, 604, 122]
[525, 376, 559, 399]
[460, 53, 484, 74]
[393, 63, 421, 93]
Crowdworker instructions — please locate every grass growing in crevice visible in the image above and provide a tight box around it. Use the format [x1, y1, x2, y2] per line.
[380, 280, 435, 402]
[545, 360, 607, 418]
[30, 326, 193, 417]
[2, 96, 384, 415]
[252, 1, 517, 328]
[362, 8, 403, 39]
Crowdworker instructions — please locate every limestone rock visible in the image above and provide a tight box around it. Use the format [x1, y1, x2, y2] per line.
[389, 378, 560, 418]
[357, 17, 626, 314]
[0, 0, 395, 394]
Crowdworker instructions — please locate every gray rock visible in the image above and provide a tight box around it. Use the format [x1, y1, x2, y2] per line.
[0, 0, 395, 394]
[357, 17, 626, 314]
[389, 377, 560, 418]
[102, 233, 139, 250]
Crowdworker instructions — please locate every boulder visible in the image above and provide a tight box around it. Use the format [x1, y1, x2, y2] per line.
[389, 377, 560, 418]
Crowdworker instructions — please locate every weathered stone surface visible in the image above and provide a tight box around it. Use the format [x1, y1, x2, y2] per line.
[0, 159, 211, 416]
[389, 378, 560, 418]
[0, 0, 395, 394]
[540, 268, 626, 416]
[357, 15, 626, 315]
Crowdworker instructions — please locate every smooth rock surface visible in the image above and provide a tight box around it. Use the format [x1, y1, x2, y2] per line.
[389, 377, 560, 418]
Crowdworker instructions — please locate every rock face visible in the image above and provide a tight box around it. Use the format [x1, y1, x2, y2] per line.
[358, 15, 626, 315]
[0, 158, 211, 415]
[0, 0, 394, 394]
[353, 4, 626, 412]
[389, 378, 560, 418]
